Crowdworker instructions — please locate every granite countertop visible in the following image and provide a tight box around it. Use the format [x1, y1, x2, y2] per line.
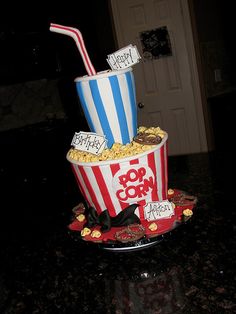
[0, 121, 235, 314]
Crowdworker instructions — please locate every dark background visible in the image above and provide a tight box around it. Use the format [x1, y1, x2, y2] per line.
[0, 1, 116, 131]
[0, 1, 116, 85]
[0, 0, 236, 150]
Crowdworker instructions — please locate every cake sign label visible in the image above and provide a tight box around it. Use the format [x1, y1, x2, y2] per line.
[113, 165, 155, 202]
[71, 132, 107, 155]
[107, 44, 141, 70]
[144, 201, 174, 221]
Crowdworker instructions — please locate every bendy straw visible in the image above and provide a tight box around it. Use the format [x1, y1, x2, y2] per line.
[50, 23, 96, 76]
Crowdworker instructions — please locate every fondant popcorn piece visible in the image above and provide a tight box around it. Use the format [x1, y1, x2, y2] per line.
[183, 209, 193, 217]
[76, 214, 86, 222]
[81, 227, 91, 236]
[91, 230, 102, 238]
[148, 222, 158, 231]
[168, 188, 175, 195]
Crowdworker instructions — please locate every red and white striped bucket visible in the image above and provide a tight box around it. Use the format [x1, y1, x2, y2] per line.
[67, 135, 168, 221]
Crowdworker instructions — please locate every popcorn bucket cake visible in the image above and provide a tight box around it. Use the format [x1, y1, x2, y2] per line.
[67, 134, 168, 221]
[67, 128, 197, 246]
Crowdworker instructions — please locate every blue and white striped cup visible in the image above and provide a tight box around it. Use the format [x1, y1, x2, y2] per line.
[75, 67, 137, 148]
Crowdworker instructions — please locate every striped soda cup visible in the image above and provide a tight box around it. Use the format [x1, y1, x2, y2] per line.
[75, 67, 137, 148]
[67, 134, 168, 220]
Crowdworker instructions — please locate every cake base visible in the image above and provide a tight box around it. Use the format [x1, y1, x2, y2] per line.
[69, 229, 166, 252]
[68, 189, 197, 252]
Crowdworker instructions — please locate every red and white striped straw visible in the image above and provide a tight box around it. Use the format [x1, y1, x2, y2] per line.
[50, 23, 96, 76]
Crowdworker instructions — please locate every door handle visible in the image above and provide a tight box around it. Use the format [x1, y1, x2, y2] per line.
[138, 102, 144, 108]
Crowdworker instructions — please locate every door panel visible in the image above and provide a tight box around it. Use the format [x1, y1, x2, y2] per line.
[111, 0, 208, 155]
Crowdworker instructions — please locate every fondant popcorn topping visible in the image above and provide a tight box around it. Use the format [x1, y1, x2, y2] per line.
[68, 126, 166, 163]
[134, 126, 166, 145]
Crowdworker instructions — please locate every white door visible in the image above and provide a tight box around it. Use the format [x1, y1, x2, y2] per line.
[110, 0, 208, 155]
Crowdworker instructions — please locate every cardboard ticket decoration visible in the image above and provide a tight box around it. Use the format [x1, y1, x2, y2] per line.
[71, 132, 107, 155]
[107, 44, 141, 70]
[144, 201, 174, 221]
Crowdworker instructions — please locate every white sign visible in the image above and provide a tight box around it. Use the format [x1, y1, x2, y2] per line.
[144, 201, 174, 221]
[113, 165, 155, 203]
[71, 132, 107, 155]
[107, 44, 141, 70]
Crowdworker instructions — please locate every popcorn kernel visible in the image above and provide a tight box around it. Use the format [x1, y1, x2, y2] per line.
[76, 214, 85, 222]
[183, 209, 193, 217]
[168, 188, 175, 195]
[148, 222, 158, 231]
[81, 227, 91, 236]
[91, 230, 102, 238]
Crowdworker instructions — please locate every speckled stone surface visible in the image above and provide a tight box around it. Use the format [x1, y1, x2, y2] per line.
[0, 121, 235, 314]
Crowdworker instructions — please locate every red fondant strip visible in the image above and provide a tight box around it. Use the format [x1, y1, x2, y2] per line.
[92, 166, 117, 217]
[160, 144, 166, 200]
[164, 141, 168, 197]
[138, 199, 146, 220]
[130, 158, 139, 165]
[71, 164, 92, 207]
[147, 151, 158, 201]
[79, 165, 102, 214]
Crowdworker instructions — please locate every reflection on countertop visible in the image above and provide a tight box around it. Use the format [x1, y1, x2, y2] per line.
[0, 120, 235, 314]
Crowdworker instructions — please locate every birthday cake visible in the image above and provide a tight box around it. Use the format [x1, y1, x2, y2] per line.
[50, 23, 197, 248]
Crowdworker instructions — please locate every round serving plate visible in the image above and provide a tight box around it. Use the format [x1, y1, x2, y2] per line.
[97, 234, 165, 252]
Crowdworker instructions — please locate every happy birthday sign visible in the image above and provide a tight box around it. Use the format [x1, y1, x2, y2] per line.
[144, 201, 174, 221]
[107, 44, 141, 70]
[71, 132, 107, 155]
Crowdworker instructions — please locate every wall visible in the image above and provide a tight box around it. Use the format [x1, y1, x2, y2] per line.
[191, 0, 236, 151]
[0, 79, 66, 132]
[0, 0, 116, 132]
[192, 0, 235, 97]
